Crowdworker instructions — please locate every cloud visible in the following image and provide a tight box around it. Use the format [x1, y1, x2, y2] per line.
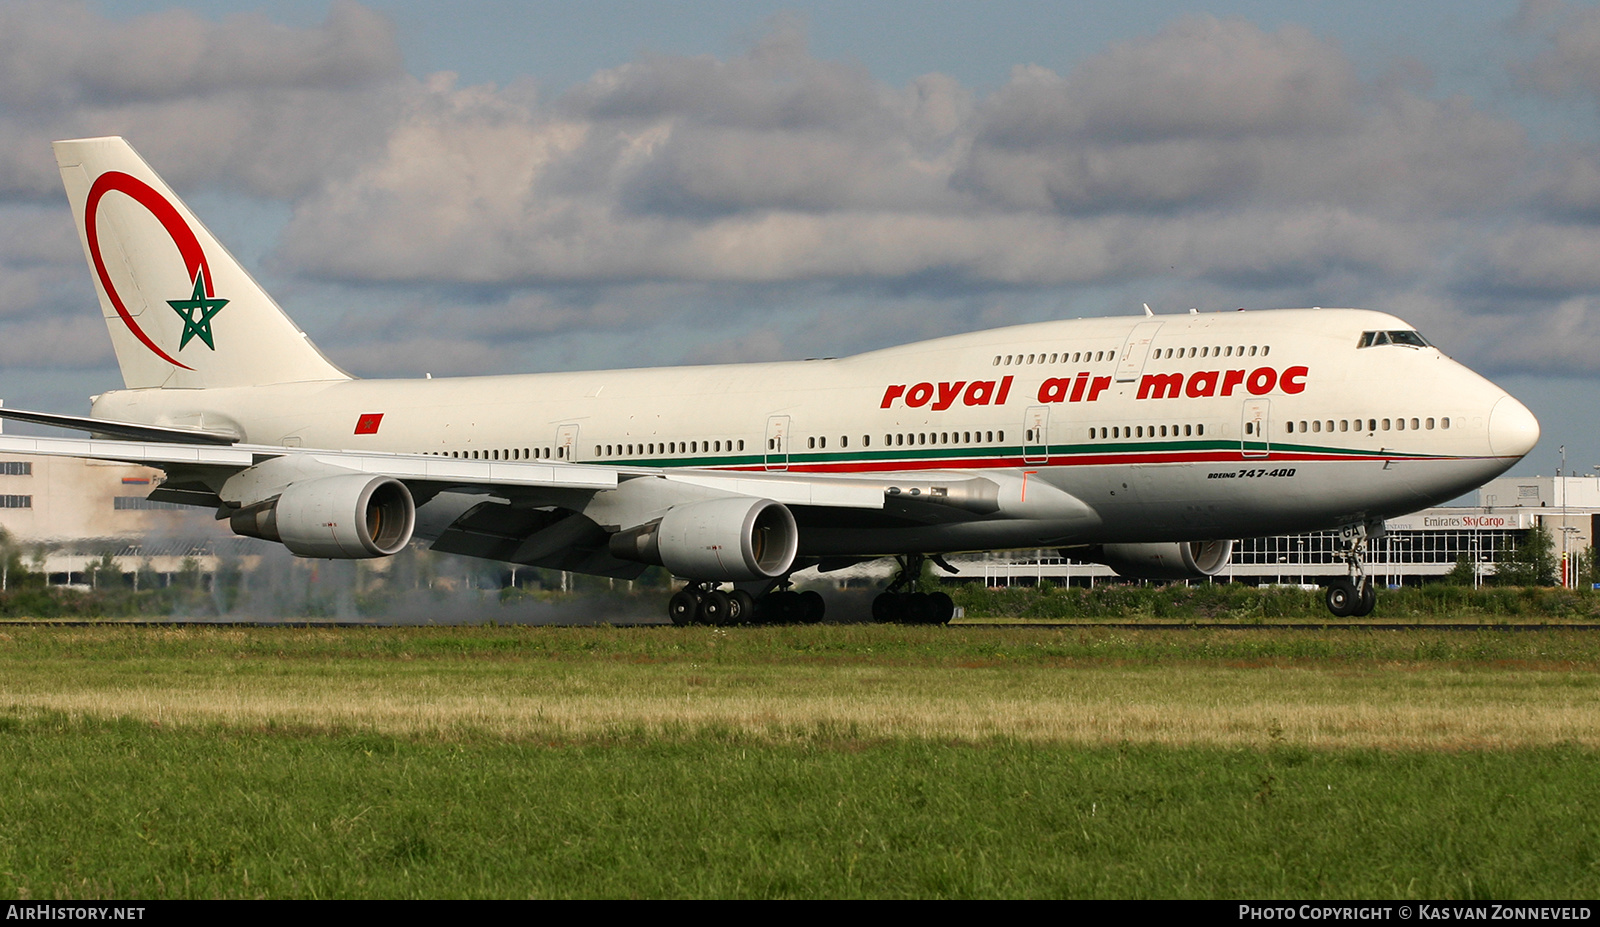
[0, 1, 404, 199]
[0, 316, 114, 368]
[271, 12, 1535, 305]
[1509, 0, 1600, 100]
[974, 17, 1361, 148]
[5, 3, 1600, 383]
[0, 0, 400, 108]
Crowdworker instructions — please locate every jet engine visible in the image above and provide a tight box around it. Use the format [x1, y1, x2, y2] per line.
[610, 496, 799, 582]
[1067, 540, 1235, 580]
[230, 474, 415, 559]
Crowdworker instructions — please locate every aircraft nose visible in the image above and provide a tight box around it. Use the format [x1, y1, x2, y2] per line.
[1487, 395, 1540, 459]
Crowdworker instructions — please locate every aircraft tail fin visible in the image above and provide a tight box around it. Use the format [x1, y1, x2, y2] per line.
[53, 137, 349, 390]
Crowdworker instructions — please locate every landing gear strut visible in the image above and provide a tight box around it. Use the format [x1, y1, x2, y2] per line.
[1325, 520, 1382, 618]
[871, 554, 956, 625]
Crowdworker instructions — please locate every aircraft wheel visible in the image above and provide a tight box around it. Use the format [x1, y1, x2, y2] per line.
[903, 592, 935, 625]
[798, 590, 826, 624]
[872, 593, 901, 623]
[1353, 580, 1377, 617]
[700, 590, 734, 625]
[928, 591, 956, 625]
[763, 591, 797, 624]
[730, 590, 757, 624]
[668, 589, 702, 626]
[1325, 580, 1358, 618]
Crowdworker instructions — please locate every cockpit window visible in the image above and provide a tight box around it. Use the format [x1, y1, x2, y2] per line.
[1358, 330, 1431, 349]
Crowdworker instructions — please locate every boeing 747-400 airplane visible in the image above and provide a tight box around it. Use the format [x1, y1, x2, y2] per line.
[0, 137, 1541, 621]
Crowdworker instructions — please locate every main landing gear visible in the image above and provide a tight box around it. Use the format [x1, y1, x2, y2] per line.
[667, 581, 825, 626]
[1324, 520, 1381, 618]
[871, 554, 957, 625]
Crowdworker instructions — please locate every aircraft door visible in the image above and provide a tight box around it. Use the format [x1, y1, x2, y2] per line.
[556, 424, 579, 460]
[1241, 401, 1269, 458]
[765, 415, 790, 471]
[1115, 321, 1164, 383]
[1023, 406, 1049, 463]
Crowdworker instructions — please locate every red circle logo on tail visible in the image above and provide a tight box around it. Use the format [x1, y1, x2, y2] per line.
[84, 171, 216, 370]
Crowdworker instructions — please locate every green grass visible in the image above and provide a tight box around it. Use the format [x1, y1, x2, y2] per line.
[951, 581, 1600, 622]
[0, 625, 1597, 898]
[0, 717, 1594, 899]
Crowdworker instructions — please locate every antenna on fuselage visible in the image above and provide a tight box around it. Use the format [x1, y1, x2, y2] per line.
[1142, 303, 1154, 317]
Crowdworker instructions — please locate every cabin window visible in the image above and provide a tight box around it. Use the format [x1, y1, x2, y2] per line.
[862, 436, 870, 447]
[993, 356, 1001, 366]
[1411, 418, 1420, 430]
[1441, 418, 1450, 430]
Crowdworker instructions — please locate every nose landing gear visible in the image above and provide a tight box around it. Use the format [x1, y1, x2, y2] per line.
[1325, 520, 1382, 618]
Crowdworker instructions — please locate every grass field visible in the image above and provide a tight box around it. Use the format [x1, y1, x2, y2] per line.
[1, 625, 1596, 898]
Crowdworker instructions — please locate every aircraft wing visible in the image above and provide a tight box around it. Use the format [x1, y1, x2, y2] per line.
[0, 407, 240, 445]
[0, 432, 889, 511]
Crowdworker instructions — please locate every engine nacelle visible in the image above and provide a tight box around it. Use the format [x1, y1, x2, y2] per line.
[231, 474, 415, 559]
[1068, 540, 1235, 580]
[610, 497, 798, 582]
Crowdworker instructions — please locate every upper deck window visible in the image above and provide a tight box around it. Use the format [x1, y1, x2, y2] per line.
[1358, 330, 1431, 349]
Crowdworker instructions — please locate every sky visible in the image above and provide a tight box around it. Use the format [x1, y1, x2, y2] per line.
[1, 0, 1598, 479]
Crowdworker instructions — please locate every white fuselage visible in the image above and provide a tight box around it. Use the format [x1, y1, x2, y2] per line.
[89, 308, 1539, 557]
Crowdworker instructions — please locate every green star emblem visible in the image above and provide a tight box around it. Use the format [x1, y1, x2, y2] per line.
[167, 266, 228, 351]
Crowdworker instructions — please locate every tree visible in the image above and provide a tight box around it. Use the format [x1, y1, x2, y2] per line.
[1493, 525, 1558, 587]
[1443, 553, 1476, 586]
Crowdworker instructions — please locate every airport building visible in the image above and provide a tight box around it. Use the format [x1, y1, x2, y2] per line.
[0, 451, 240, 587]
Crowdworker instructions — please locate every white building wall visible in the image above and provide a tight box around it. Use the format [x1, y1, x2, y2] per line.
[0, 453, 225, 542]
